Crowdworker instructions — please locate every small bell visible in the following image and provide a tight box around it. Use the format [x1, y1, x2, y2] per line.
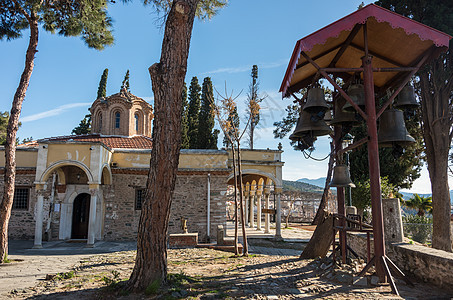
[291, 110, 332, 138]
[330, 164, 356, 188]
[303, 87, 328, 114]
[394, 85, 419, 110]
[378, 109, 415, 147]
[330, 97, 360, 126]
[343, 83, 365, 112]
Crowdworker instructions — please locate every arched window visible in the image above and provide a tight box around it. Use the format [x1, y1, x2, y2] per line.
[98, 112, 103, 132]
[115, 112, 120, 129]
[134, 113, 139, 132]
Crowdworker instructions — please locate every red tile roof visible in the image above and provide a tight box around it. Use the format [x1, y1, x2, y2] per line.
[38, 134, 153, 149]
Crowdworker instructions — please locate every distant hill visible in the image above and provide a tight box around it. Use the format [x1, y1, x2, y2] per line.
[283, 180, 323, 193]
[297, 177, 326, 188]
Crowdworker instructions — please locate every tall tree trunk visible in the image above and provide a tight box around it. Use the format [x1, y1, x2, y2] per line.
[128, 0, 199, 290]
[236, 142, 248, 256]
[0, 13, 38, 263]
[420, 68, 453, 252]
[231, 145, 239, 255]
[312, 141, 335, 225]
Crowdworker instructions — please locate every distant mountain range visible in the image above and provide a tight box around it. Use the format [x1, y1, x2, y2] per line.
[282, 180, 323, 193]
[296, 177, 453, 205]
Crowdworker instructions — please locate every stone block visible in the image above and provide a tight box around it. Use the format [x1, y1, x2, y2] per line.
[169, 233, 198, 248]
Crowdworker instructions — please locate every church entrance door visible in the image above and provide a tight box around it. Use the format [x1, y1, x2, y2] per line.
[71, 193, 90, 239]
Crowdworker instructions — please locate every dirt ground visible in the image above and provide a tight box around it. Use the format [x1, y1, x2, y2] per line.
[2, 248, 453, 299]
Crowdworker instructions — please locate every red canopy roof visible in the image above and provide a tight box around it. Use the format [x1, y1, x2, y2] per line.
[280, 4, 451, 98]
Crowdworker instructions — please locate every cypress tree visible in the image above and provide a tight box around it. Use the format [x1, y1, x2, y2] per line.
[198, 77, 218, 149]
[187, 76, 201, 148]
[121, 69, 130, 92]
[97, 68, 109, 99]
[181, 83, 190, 149]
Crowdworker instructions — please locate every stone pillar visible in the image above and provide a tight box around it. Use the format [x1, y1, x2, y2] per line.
[244, 191, 249, 225]
[33, 189, 45, 249]
[87, 186, 99, 247]
[382, 198, 404, 243]
[249, 189, 255, 228]
[256, 191, 262, 231]
[275, 187, 282, 239]
[264, 188, 271, 233]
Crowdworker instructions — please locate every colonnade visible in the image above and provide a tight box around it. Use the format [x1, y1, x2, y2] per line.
[242, 179, 282, 238]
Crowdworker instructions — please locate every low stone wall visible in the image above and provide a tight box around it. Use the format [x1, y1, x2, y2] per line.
[347, 232, 453, 290]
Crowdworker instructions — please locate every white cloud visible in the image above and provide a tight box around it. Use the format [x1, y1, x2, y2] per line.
[21, 102, 92, 122]
[202, 59, 287, 75]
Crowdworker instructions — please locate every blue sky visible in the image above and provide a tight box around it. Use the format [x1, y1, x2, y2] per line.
[1, 0, 444, 193]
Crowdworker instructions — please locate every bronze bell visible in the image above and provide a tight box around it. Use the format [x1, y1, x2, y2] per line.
[378, 109, 415, 146]
[330, 164, 356, 188]
[330, 97, 360, 126]
[393, 85, 419, 109]
[303, 87, 328, 114]
[343, 83, 365, 112]
[291, 110, 331, 138]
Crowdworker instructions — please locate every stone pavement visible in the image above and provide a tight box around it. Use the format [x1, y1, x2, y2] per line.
[0, 240, 136, 297]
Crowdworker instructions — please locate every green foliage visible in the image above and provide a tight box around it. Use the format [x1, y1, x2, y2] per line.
[273, 104, 300, 139]
[187, 76, 201, 148]
[0, 111, 9, 145]
[21, 136, 33, 144]
[282, 180, 323, 193]
[0, 0, 114, 50]
[72, 114, 91, 135]
[349, 111, 424, 190]
[145, 279, 161, 295]
[0, 111, 22, 145]
[97, 68, 109, 99]
[2, 254, 11, 263]
[404, 194, 432, 216]
[142, 0, 228, 21]
[351, 177, 395, 219]
[101, 270, 121, 287]
[198, 77, 218, 149]
[54, 270, 75, 280]
[181, 83, 190, 149]
[121, 69, 130, 92]
[375, 0, 453, 35]
[402, 215, 433, 244]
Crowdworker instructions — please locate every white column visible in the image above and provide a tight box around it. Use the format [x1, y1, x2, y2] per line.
[264, 190, 270, 233]
[244, 192, 249, 225]
[256, 192, 262, 231]
[275, 191, 282, 239]
[33, 191, 44, 249]
[87, 187, 98, 247]
[249, 191, 255, 228]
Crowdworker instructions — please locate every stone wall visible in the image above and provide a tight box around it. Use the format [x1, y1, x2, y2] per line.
[3, 171, 227, 243]
[347, 232, 453, 290]
[102, 172, 228, 242]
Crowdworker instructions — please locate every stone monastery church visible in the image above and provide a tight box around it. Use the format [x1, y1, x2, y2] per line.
[0, 89, 284, 247]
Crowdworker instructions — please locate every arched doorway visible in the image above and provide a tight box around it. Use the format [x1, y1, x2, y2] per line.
[71, 193, 90, 239]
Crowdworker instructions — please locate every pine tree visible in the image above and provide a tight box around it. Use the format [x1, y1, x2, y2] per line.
[0, 0, 114, 264]
[198, 77, 218, 149]
[121, 69, 130, 92]
[181, 83, 190, 149]
[97, 69, 109, 99]
[187, 76, 201, 148]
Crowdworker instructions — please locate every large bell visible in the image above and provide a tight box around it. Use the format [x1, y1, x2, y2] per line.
[330, 97, 360, 126]
[393, 85, 419, 109]
[330, 164, 356, 188]
[343, 83, 365, 112]
[291, 110, 331, 138]
[378, 109, 415, 146]
[303, 87, 328, 114]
